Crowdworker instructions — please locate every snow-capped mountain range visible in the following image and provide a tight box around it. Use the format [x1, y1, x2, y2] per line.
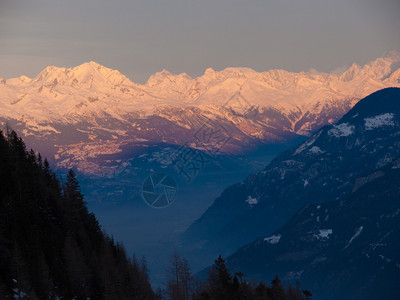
[1, 51, 400, 174]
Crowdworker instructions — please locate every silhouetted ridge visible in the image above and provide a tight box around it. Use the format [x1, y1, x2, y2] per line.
[341, 87, 400, 121]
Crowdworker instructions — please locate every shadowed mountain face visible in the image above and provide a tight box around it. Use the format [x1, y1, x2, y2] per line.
[183, 88, 400, 272]
[226, 156, 400, 300]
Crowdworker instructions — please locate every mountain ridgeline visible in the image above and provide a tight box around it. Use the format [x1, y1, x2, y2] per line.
[0, 131, 155, 299]
[1, 52, 400, 177]
[183, 88, 400, 277]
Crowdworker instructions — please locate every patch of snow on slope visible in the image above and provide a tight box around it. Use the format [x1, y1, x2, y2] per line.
[308, 146, 324, 154]
[315, 229, 333, 239]
[264, 234, 281, 244]
[345, 226, 364, 249]
[90, 127, 127, 136]
[328, 123, 355, 137]
[148, 148, 176, 165]
[294, 130, 322, 155]
[246, 196, 258, 206]
[364, 113, 395, 130]
[23, 119, 61, 134]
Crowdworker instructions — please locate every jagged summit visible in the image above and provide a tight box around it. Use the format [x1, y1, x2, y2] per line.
[31, 61, 133, 89]
[338, 51, 400, 82]
[340, 63, 362, 81]
[146, 69, 192, 88]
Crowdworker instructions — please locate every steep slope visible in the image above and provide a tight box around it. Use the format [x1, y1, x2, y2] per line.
[183, 88, 400, 269]
[0, 131, 155, 299]
[227, 156, 400, 300]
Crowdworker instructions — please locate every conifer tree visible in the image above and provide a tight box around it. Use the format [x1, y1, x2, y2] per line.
[207, 256, 233, 300]
[271, 276, 286, 300]
[63, 169, 88, 230]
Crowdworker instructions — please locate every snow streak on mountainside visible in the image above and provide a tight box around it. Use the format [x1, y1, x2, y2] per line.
[1, 51, 400, 174]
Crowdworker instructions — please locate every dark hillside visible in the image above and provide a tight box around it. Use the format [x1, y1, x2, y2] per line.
[0, 130, 155, 299]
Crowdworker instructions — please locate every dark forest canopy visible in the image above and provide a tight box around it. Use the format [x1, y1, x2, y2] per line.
[0, 130, 155, 299]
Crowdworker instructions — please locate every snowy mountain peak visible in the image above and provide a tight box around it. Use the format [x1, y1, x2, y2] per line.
[204, 67, 216, 75]
[6, 75, 33, 85]
[387, 68, 400, 83]
[221, 67, 258, 78]
[146, 69, 173, 86]
[146, 69, 192, 88]
[201, 67, 221, 82]
[340, 63, 361, 82]
[361, 58, 394, 80]
[339, 52, 400, 82]
[33, 65, 66, 83]
[32, 61, 132, 89]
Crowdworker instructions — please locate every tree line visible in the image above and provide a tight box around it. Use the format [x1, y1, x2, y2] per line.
[161, 251, 312, 300]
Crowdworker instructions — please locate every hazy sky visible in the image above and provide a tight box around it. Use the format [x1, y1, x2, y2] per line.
[0, 0, 399, 83]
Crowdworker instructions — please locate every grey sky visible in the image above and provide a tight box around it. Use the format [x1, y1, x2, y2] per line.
[0, 0, 399, 83]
